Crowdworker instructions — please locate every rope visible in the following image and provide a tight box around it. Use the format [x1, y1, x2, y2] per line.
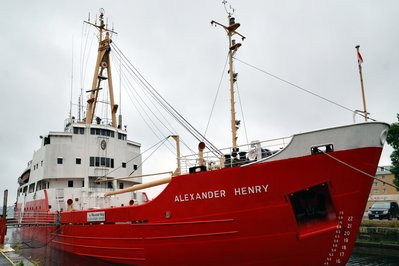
[320, 150, 399, 190]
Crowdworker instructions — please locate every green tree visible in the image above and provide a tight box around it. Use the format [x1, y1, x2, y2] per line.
[387, 113, 399, 188]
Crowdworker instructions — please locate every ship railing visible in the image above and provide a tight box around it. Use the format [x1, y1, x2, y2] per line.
[180, 136, 291, 174]
[7, 211, 56, 227]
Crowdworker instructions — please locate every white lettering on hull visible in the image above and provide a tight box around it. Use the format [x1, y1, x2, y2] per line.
[174, 184, 269, 203]
[234, 185, 269, 196]
[175, 190, 226, 202]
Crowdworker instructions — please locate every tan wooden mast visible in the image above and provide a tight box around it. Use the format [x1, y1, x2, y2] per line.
[211, 7, 245, 156]
[85, 10, 118, 128]
[355, 45, 368, 122]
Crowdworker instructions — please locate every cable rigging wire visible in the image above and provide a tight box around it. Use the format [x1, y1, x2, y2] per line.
[129, 136, 169, 176]
[110, 52, 179, 139]
[234, 57, 377, 122]
[204, 52, 229, 138]
[235, 79, 249, 148]
[111, 42, 222, 157]
[110, 50, 195, 155]
[97, 136, 170, 181]
[79, 22, 96, 119]
[111, 42, 208, 148]
[110, 56, 178, 155]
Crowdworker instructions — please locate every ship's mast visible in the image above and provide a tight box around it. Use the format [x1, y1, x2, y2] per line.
[211, 2, 245, 156]
[85, 9, 118, 128]
[355, 45, 368, 122]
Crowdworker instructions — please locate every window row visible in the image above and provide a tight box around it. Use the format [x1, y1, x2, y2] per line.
[56, 157, 137, 170]
[72, 127, 128, 141]
[57, 158, 81, 164]
[90, 128, 115, 137]
[373, 188, 387, 194]
[33, 160, 44, 170]
[73, 127, 85, 135]
[90, 156, 115, 168]
[19, 180, 50, 195]
[18, 179, 85, 196]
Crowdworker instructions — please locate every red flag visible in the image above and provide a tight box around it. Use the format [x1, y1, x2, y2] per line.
[357, 51, 363, 64]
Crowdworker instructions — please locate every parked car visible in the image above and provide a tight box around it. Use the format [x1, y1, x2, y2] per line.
[368, 201, 399, 220]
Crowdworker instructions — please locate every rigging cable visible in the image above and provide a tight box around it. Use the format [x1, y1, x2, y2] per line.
[110, 52, 193, 155]
[110, 52, 181, 143]
[97, 136, 170, 181]
[79, 22, 92, 90]
[111, 43, 195, 139]
[129, 136, 169, 176]
[235, 79, 250, 148]
[79, 22, 96, 119]
[234, 57, 377, 122]
[204, 52, 229, 138]
[112, 41, 215, 152]
[111, 42, 222, 156]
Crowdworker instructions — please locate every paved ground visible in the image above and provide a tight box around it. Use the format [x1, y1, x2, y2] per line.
[0, 245, 34, 266]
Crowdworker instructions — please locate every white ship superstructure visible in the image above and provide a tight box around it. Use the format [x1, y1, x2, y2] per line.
[17, 121, 146, 215]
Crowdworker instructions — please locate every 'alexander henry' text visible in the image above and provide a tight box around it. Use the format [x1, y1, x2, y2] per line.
[174, 184, 269, 203]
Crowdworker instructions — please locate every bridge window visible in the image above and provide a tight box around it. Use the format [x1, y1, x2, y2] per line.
[89, 156, 115, 168]
[28, 183, 35, 193]
[57, 157, 63, 164]
[73, 127, 85, 135]
[90, 128, 115, 137]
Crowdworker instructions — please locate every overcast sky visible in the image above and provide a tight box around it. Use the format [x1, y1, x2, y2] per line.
[1, 0, 398, 202]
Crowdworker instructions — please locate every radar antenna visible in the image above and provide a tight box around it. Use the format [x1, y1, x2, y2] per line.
[222, 0, 235, 17]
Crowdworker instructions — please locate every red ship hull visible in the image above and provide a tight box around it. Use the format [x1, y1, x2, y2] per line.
[17, 141, 384, 265]
[11, 8, 389, 265]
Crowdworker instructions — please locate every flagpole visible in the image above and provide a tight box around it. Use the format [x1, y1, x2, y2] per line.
[355, 45, 368, 122]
